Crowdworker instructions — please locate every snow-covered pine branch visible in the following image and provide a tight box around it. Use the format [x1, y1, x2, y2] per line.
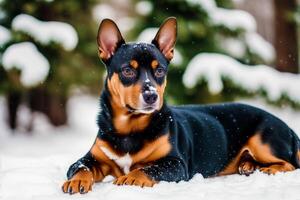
[186, 0, 275, 64]
[0, 25, 11, 46]
[244, 32, 275, 63]
[187, 0, 256, 32]
[12, 14, 78, 51]
[135, 1, 153, 16]
[183, 53, 300, 104]
[2, 42, 50, 87]
[92, 4, 135, 33]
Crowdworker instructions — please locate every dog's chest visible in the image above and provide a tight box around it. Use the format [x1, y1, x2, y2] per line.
[100, 146, 132, 174]
[91, 135, 171, 175]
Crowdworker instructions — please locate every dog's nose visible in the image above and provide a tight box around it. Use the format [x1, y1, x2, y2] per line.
[143, 92, 158, 105]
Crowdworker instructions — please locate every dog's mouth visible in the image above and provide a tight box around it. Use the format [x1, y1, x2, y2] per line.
[126, 104, 156, 114]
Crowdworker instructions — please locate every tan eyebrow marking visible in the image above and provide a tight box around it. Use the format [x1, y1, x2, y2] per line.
[130, 60, 139, 69]
[151, 60, 159, 69]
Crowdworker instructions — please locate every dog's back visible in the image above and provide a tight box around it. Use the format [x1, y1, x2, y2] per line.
[169, 103, 300, 178]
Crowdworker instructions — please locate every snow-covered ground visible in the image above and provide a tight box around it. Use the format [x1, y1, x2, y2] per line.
[1, 95, 300, 200]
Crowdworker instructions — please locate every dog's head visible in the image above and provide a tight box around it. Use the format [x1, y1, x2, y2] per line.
[98, 17, 177, 114]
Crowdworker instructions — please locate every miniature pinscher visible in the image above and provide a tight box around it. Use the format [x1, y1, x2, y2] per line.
[62, 17, 300, 194]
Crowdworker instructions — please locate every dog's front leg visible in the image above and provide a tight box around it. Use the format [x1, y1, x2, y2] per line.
[62, 152, 110, 194]
[114, 156, 188, 187]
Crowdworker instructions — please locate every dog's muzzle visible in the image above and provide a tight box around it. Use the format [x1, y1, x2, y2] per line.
[142, 83, 158, 105]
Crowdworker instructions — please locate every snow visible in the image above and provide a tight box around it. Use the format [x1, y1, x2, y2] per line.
[172, 49, 183, 66]
[210, 8, 256, 32]
[92, 4, 135, 33]
[245, 32, 275, 63]
[186, 0, 216, 12]
[1, 94, 300, 200]
[136, 27, 158, 43]
[117, 17, 136, 33]
[232, 0, 246, 3]
[182, 53, 300, 103]
[186, 0, 274, 63]
[186, 0, 256, 32]
[93, 4, 116, 21]
[0, 25, 11, 46]
[219, 36, 246, 59]
[2, 42, 50, 87]
[135, 1, 153, 16]
[0, 9, 5, 21]
[12, 14, 78, 51]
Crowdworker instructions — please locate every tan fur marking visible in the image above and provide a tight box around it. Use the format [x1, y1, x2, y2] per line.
[131, 134, 171, 164]
[114, 169, 156, 187]
[246, 134, 286, 164]
[91, 139, 124, 177]
[219, 133, 296, 176]
[130, 60, 139, 69]
[218, 148, 247, 176]
[164, 48, 174, 61]
[113, 114, 151, 135]
[106, 73, 167, 135]
[260, 163, 295, 175]
[151, 60, 159, 69]
[156, 78, 167, 109]
[90, 134, 171, 178]
[238, 160, 257, 175]
[107, 73, 152, 134]
[90, 164, 111, 182]
[62, 169, 94, 194]
[62, 158, 112, 194]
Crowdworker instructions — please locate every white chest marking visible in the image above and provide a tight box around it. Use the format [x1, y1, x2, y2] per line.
[100, 146, 132, 174]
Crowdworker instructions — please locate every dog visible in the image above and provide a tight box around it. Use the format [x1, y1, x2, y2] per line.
[62, 17, 300, 194]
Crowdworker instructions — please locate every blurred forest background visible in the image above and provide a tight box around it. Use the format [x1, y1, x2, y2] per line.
[1, 0, 300, 131]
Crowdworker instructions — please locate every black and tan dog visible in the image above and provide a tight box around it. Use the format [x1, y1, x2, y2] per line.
[62, 17, 300, 194]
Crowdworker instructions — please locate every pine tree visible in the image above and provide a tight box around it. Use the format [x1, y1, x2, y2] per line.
[0, 0, 103, 129]
[132, 0, 296, 106]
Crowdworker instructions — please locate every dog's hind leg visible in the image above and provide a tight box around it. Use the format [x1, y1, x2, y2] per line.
[238, 150, 258, 176]
[219, 118, 299, 177]
[246, 133, 295, 175]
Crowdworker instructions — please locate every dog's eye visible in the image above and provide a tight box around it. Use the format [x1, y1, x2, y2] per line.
[154, 67, 165, 78]
[121, 67, 136, 78]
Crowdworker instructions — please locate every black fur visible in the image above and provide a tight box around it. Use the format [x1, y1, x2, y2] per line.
[107, 43, 168, 86]
[66, 34, 300, 185]
[67, 97, 300, 181]
[96, 89, 171, 154]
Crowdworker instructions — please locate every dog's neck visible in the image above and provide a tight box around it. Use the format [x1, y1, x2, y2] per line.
[100, 83, 153, 135]
[97, 87, 171, 153]
[111, 99, 153, 135]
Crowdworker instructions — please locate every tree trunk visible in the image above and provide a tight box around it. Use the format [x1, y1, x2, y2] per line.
[234, 0, 275, 47]
[7, 91, 22, 130]
[28, 88, 68, 127]
[274, 0, 299, 73]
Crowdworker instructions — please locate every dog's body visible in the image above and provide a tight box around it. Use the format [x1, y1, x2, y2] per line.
[62, 18, 300, 194]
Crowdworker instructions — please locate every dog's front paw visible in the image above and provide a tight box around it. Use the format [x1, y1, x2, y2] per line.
[113, 169, 156, 187]
[62, 169, 94, 194]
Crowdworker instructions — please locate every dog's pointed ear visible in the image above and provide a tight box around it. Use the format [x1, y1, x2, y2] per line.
[97, 19, 125, 61]
[152, 17, 177, 61]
